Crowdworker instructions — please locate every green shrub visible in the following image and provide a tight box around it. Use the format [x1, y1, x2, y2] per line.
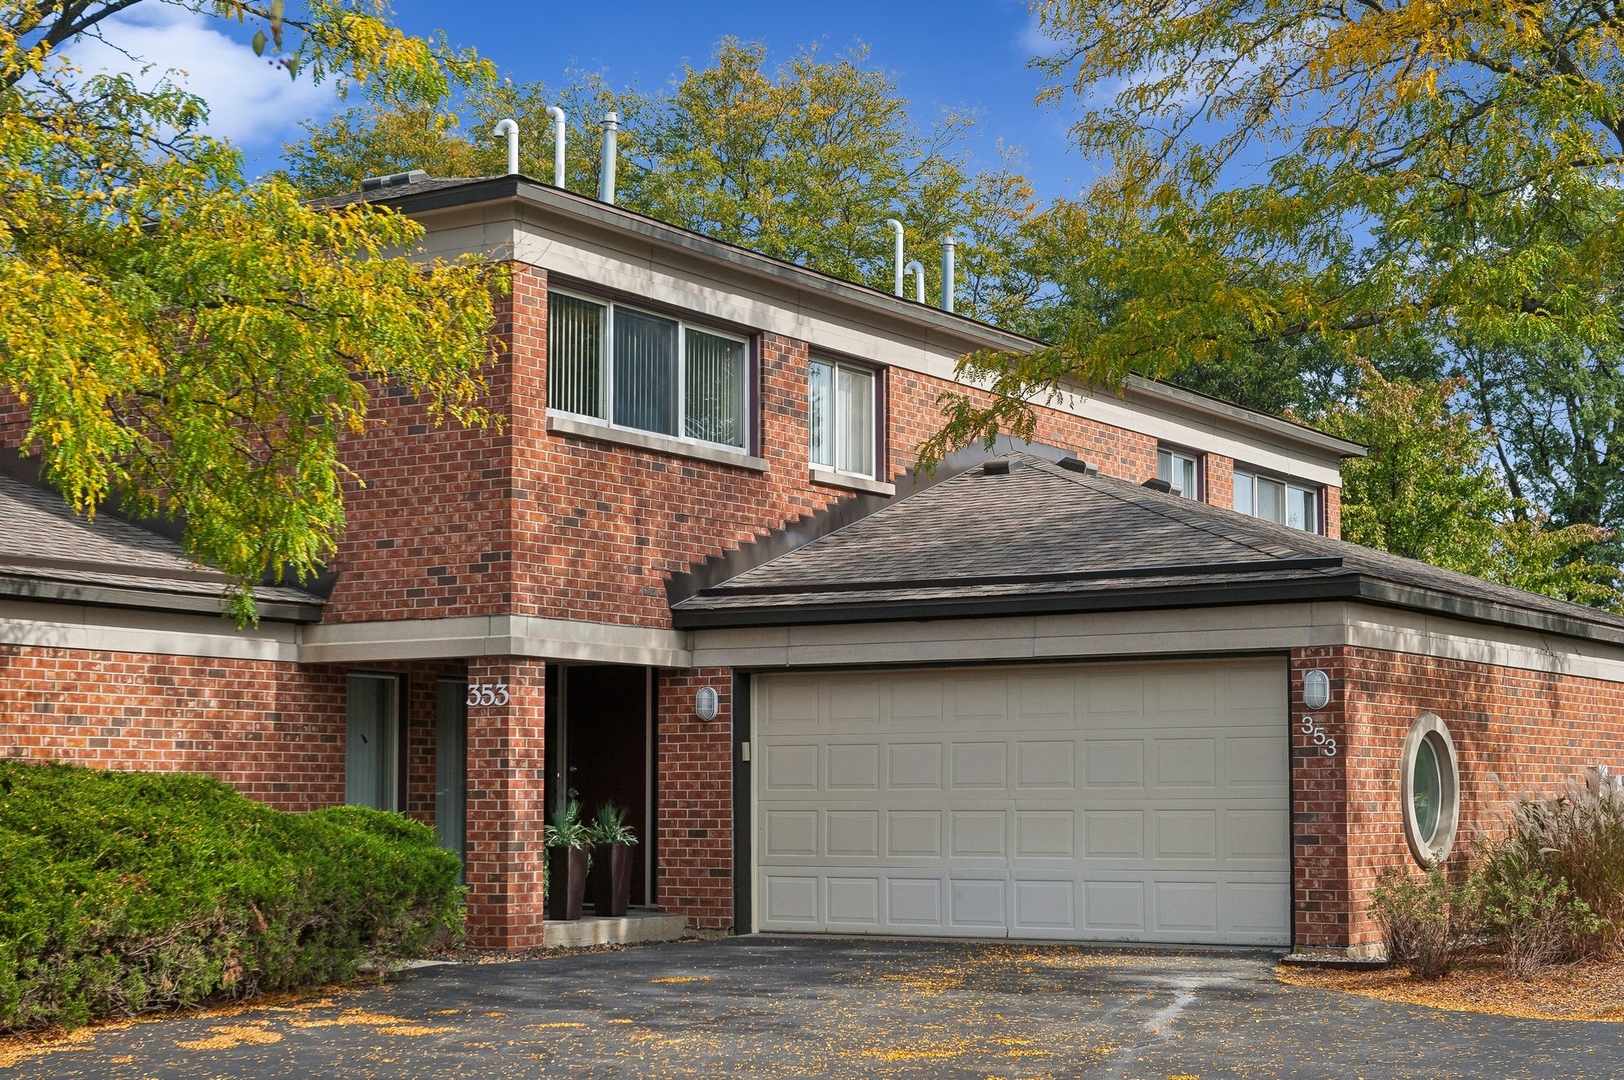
[0, 759, 463, 1033]
[1369, 862, 1477, 979]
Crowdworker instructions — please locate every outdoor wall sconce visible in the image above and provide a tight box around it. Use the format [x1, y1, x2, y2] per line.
[1302, 668, 1331, 711]
[695, 685, 719, 722]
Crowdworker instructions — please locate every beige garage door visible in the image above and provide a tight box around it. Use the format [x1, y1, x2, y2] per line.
[753, 658, 1290, 945]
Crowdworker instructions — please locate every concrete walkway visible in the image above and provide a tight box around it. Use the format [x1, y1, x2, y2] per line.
[7, 937, 1622, 1079]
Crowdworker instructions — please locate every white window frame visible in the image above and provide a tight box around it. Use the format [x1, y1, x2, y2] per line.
[1232, 466, 1323, 533]
[546, 288, 754, 453]
[808, 356, 882, 481]
[1156, 446, 1202, 501]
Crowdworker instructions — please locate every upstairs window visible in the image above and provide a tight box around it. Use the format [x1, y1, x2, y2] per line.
[1233, 468, 1321, 533]
[809, 358, 879, 479]
[548, 290, 750, 449]
[1157, 447, 1201, 500]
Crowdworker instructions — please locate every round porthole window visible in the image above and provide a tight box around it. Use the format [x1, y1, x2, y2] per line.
[1400, 712, 1460, 865]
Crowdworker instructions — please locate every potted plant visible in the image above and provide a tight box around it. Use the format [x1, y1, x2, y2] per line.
[586, 801, 639, 917]
[545, 799, 593, 921]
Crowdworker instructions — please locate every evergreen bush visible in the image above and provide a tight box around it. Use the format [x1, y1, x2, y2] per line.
[0, 759, 463, 1033]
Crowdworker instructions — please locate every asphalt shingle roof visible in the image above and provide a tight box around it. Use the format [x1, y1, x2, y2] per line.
[671, 454, 1624, 645]
[0, 472, 323, 618]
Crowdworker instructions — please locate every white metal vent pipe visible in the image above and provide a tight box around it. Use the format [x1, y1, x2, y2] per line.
[546, 106, 567, 187]
[942, 235, 956, 313]
[599, 111, 619, 204]
[494, 118, 519, 175]
[885, 219, 904, 296]
[905, 260, 925, 303]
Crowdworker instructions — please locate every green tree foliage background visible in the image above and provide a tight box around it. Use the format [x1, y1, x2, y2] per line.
[0, 0, 505, 622]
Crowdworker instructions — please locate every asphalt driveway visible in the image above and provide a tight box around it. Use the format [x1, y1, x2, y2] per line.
[7, 937, 1622, 1079]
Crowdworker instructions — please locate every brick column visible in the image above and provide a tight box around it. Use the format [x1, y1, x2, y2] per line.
[656, 668, 734, 929]
[1291, 646, 1352, 949]
[464, 657, 548, 948]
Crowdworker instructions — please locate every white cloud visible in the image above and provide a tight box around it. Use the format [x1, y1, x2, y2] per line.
[55, 4, 337, 153]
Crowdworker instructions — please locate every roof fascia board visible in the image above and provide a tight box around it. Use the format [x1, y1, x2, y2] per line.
[672, 572, 1624, 649]
[1122, 376, 1366, 459]
[0, 576, 323, 623]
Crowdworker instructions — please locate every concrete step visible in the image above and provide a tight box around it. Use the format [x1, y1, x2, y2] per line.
[542, 909, 689, 949]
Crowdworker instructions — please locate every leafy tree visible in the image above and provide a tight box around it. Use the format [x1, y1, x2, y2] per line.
[1319, 365, 1619, 608]
[921, 0, 1624, 604]
[1, 0, 502, 622]
[281, 39, 1044, 323]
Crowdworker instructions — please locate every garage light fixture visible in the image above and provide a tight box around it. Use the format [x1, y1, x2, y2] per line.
[1302, 669, 1331, 711]
[695, 685, 719, 723]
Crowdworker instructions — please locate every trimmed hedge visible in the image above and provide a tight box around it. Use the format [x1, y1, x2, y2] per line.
[0, 760, 463, 1033]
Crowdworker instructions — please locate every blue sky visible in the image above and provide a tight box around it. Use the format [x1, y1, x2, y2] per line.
[61, 0, 1100, 203]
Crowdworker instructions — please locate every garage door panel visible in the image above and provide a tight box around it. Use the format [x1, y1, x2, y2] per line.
[949, 810, 1008, 857]
[826, 877, 881, 925]
[887, 678, 944, 725]
[1083, 739, 1145, 788]
[1083, 880, 1146, 931]
[887, 743, 943, 788]
[886, 811, 943, 857]
[1154, 882, 1220, 933]
[765, 743, 819, 791]
[1154, 738, 1218, 788]
[1226, 809, 1290, 859]
[1084, 809, 1145, 858]
[764, 810, 819, 857]
[765, 677, 822, 730]
[950, 879, 1009, 929]
[1227, 736, 1289, 787]
[1226, 882, 1292, 934]
[1014, 810, 1075, 858]
[1015, 740, 1075, 789]
[827, 811, 880, 857]
[947, 676, 1009, 725]
[1078, 671, 1145, 719]
[765, 875, 820, 923]
[829, 679, 880, 725]
[888, 878, 944, 926]
[1153, 809, 1218, 859]
[1016, 675, 1075, 723]
[756, 659, 1289, 945]
[951, 742, 1008, 789]
[826, 743, 880, 789]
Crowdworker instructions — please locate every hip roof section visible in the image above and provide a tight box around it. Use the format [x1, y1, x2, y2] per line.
[671, 453, 1624, 648]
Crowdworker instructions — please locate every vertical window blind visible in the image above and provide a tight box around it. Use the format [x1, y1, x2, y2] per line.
[613, 308, 679, 437]
[548, 293, 606, 419]
[685, 329, 746, 447]
[547, 291, 749, 449]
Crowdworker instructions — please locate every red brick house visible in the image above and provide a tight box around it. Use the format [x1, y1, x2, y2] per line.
[4, 173, 1622, 956]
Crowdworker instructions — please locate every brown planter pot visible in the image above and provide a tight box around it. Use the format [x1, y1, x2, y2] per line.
[589, 842, 636, 917]
[548, 844, 592, 921]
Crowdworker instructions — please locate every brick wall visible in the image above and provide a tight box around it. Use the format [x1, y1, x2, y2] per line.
[0, 650, 465, 815]
[1290, 644, 1624, 950]
[463, 656, 548, 948]
[0, 646, 346, 810]
[656, 668, 734, 929]
[318, 262, 1346, 629]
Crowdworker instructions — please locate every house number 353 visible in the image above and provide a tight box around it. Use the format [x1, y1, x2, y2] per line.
[466, 682, 510, 707]
[1300, 715, 1337, 757]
